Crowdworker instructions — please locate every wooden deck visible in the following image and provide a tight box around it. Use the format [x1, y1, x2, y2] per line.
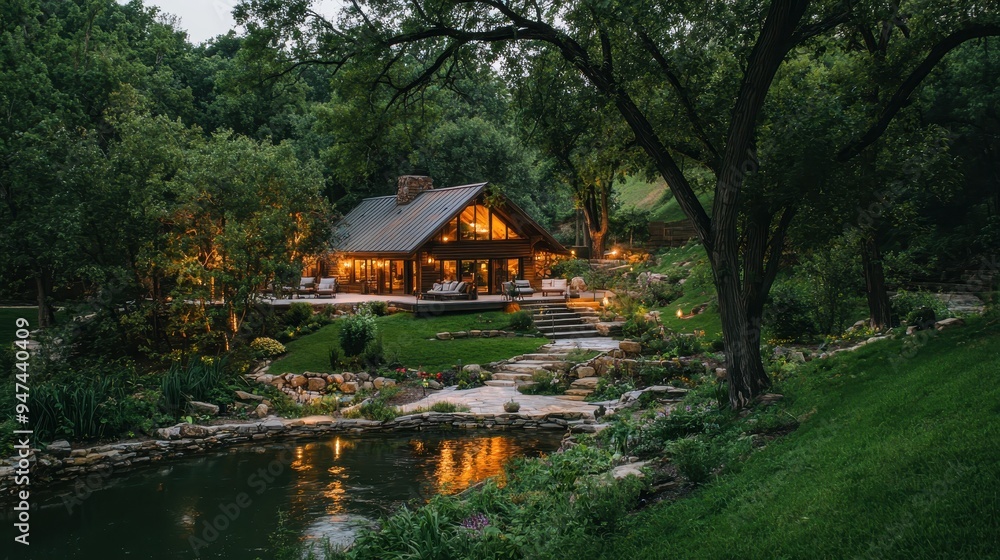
[260, 293, 573, 316]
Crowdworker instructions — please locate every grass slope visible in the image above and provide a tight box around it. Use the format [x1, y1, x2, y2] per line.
[643, 242, 722, 335]
[616, 176, 714, 223]
[601, 318, 1000, 559]
[270, 311, 545, 374]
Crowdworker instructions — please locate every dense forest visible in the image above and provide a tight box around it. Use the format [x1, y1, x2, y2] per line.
[1, 0, 997, 405]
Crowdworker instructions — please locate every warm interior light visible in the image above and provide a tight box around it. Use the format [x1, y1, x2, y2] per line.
[443, 236, 449, 242]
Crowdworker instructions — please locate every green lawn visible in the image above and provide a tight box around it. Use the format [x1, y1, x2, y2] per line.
[616, 175, 714, 223]
[270, 311, 546, 374]
[600, 317, 1000, 559]
[0, 307, 35, 346]
[641, 242, 723, 336]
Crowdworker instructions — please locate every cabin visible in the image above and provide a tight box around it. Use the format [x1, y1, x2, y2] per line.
[321, 176, 568, 296]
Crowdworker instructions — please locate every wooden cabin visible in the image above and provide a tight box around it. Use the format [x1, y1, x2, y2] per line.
[324, 176, 568, 296]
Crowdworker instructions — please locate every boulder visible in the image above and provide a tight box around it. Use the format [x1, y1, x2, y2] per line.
[715, 367, 728, 380]
[235, 390, 264, 401]
[362, 381, 375, 391]
[373, 376, 387, 389]
[462, 364, 482, 374]
[469, 330, 482, 337]
[906, 325, 918, 335]
[306, 377, 327, 392]
[619, 340, 642, 354]
[595, 322, 624, 336]
[339, 381, 359, 394]
[179, 424, 209, 438]
[187, 401, 219, 416]
[256, 374, 274, 385]
[46, 440, 71, 457]
[935, 317, 965, 331]
[382, 379, 397, 388]
[436, 332, 453, 340]
[288, 375, 308, 388]
[570, 377, 599, 389]
[575, 366, 596, 378]
[342, 372, 355, 382]
[427, 380, 443, 390]
[788, 351, 806, 364]
[355, 371, 371, 382]
[453, 331, 468, 338]
[331, 373, 345, 385]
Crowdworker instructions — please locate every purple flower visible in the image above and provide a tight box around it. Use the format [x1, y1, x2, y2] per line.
[685, 406, 692, 412]
[460, 513, 490, 534]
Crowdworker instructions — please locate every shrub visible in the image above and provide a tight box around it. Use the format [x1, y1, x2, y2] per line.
[283, 302, 314, 327]
[360, 300, 389, 316]
[551, 258, 591, 280]
[361, 336, 385, 368]
[891, 290, 948, 325]
[159, 358, 230, 416]
[249, 337, 286, 359]
[641, 281, 683, 307]
[328, 346, 341, 369]
[339, 311, 378, 356]
[667, 436, 718, 484]
[764, 281, 818, 342]
[429, 401, 464, 413]
[508, 310, 534, 331]
[358, 400, 398, 422]
[907, 306, 937, 329]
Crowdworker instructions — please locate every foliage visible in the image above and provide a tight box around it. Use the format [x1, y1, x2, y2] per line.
[517, 369, 564, 395]
[359, 300, 389, 317]
[763, 281, 819, 342]
[339, 311, 378, 357]
[284, 303, 315, 327]
[249, 337, 286, 358]
[159, 358, 232, 416]
[507, 310, 534, 331]
[891, 290, 950, 326]
[550, 258, 591, 280]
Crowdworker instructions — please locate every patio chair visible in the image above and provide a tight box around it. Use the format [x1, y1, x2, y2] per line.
[295, 277, 317, 298]
[315, 277, 338, 298]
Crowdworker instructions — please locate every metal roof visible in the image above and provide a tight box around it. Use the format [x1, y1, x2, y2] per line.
[332, 183, 489, 255]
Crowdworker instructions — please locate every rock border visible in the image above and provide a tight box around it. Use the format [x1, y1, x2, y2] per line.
[0, 411, 596, 497]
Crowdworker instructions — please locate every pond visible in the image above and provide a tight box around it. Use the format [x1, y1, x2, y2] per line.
[19, 431, 562, 559]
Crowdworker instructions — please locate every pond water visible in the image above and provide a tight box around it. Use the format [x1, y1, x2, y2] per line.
[19, 432, 562, 559]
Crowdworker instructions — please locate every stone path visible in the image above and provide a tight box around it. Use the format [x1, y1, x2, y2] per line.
[398, 336, 621, 417]
[397, 385, 599, 417]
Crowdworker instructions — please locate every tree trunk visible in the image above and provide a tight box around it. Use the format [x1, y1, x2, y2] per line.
[35, 269, 55, 327]
[861, 229, 892, 329]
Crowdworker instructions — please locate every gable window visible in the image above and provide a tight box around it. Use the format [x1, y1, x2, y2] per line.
[452, 204, 521, 241]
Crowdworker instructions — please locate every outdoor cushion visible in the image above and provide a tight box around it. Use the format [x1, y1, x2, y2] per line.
[433, 282, 443, 291]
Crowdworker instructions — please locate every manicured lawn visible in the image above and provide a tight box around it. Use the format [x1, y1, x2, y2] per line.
[616, 175, 714, 222]
[600, 318, 1000, 559]
[270, 311, 546, 374]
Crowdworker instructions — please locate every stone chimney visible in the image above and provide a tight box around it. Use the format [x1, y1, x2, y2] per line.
[396, 175, 433, 205]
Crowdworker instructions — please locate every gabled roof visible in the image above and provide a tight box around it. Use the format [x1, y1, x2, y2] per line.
[332, 183, 488, 254]
[331, 182, 567, 255]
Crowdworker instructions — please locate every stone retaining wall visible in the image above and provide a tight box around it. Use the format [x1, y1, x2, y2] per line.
[0, 411, 593, 497]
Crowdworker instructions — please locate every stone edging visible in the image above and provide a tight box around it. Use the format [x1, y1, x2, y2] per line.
[434, 330, 540, 340]
[0, 411, 596, 497]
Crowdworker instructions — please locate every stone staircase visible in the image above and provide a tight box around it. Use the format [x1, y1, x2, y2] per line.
[484, 352, 571, 388]
[520, 301, 601, 339]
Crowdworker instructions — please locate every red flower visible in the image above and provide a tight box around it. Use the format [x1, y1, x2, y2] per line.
[436, 372, 443, 380]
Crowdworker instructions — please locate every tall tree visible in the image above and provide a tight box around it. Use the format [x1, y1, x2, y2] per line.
[236, 0, 999, 407]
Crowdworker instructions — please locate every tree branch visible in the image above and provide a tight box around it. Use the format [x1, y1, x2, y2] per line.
[838, 24, 1000, 161]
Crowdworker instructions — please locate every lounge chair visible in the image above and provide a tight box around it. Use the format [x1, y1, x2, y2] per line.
[295, 277, 316, 298]
[503, 280, 535, 300]
[315, 277, 337, 298]
[541, 278, 568, 297]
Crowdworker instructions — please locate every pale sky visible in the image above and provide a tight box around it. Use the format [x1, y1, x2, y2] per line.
[122, 0, 341, 45]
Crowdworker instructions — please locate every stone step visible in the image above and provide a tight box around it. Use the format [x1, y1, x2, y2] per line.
[570, 377, 599, 389]
[491, 372, 534, 381]
[555, 395, 588, 401]
[531, 316, 589, 325]
[545, 330, 603, 339]
[564, 389, 593, 397]
[536, 326, 600, 336]
[518, 353, 572, 361]
[484, 380, 516, 387]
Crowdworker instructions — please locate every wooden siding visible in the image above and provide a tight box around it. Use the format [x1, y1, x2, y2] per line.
[647, 220, 698, 248]
[424, 239, 533, 259]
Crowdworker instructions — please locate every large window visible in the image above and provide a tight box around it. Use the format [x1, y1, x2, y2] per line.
[453, 204, 520, 241]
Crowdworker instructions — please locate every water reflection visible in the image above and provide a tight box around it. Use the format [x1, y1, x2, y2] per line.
[21, 432, 560, 559]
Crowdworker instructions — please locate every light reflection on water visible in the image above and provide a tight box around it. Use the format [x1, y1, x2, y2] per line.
[21, 431, 561, 559]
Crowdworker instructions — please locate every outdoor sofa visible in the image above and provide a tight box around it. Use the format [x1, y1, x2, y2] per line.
[540, 278, 568, 297]
[425, 281, 477, 300]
